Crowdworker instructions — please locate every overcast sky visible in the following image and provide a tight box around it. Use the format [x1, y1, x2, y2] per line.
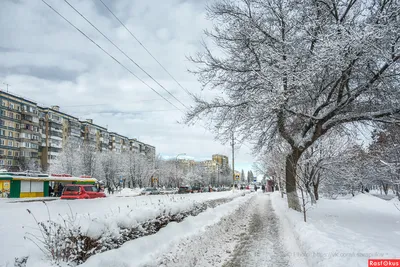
[0, 0, 257, 174]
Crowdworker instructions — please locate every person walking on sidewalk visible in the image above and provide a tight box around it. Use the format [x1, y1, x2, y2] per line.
[262, 184, 266, 193]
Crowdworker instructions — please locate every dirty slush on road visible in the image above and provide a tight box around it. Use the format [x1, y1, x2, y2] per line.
[223, 194, 290, 267]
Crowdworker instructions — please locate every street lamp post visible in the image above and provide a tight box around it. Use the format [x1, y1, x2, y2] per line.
[175, 153, 186, 187]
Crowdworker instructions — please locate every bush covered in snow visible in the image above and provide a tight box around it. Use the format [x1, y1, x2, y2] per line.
[23, 197, 235, 265]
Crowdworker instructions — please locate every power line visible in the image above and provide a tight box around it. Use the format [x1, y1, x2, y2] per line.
[63, 0, 189, 110]
[73, 109, 181, 114]
[96, 0, 192, 97]
[61, 97, 183, 107]
[41, 0, 182, 112]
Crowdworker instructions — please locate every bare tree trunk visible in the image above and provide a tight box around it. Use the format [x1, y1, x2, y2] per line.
[286, 149, 302, 211]
[313, 182, 319, 201]
[313, 174, 320, 201]
[381, 181, 389, 195]
[300, 187, 307, 222]
[305, 182, 316, 205]
[279, 175, 284, 198]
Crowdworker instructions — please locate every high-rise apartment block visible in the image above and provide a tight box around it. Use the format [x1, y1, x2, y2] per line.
[0, 90, 156, 171]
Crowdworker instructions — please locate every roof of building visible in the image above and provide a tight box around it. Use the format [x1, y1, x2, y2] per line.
[0, 90, 37, 105]
[81, 120, 107, 131]
[38, 106, 80, 121]
[109, 132, 129, 139]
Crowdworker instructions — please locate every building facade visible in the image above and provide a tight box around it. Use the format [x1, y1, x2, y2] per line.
[130, 138, 156, 162]
[1, 90, 156, 171]
[0, 91, 40, 171]
[81, 119, 109, 151]
[212, 154, 229, 170]
[39, 106, 83, 170]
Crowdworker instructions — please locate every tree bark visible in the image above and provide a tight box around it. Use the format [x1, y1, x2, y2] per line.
[306, 182, 316, 205]
[313, 182, 319, 201]
[286, 148, 302, 211]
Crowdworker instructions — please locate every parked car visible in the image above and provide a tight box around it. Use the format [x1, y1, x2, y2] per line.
[178, 186, 192, 194]
[60, 184, 106, 200]
[201, 187, 210, 193]
[159, 188, 177, 194]
[192, 186, 201, 193]
[141, 187, 160, 195]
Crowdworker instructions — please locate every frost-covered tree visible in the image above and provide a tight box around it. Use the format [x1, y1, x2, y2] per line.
[241, 169, 245, 183]
[297, 132, 354, 203]
[367, 124, 400, 198]
[49, 138, 82, 176]
[186, 0, 400, 210]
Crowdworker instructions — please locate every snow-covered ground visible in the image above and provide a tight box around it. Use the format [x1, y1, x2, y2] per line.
[0, 191, 244, 267]
[105, 187, 143, 197]
[271, 192, 400, 267]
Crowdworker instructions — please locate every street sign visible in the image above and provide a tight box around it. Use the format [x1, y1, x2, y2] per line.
[253, 179, 257, 183]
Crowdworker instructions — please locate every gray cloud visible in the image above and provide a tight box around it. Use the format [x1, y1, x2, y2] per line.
[0, 0, 255, 172]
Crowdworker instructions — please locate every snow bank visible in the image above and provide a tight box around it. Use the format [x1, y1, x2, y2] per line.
[0, 191, 243, 267]
[271, 192, 400, 267]
[78, 193, 254, 267]
[106, 188, 142, 197]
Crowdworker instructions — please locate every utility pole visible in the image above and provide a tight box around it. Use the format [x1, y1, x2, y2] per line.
[231, 132, 235, 191]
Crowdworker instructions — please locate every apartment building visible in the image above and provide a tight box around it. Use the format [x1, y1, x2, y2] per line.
[39, 105, 83, 169]
[0, 91, 40, 171]
[110, 132, 130, 153]
[212, 154, 229, 170]
[130, 138, 156, 162]
[81, 119, 109, 151]
[1, 90, 157, 171]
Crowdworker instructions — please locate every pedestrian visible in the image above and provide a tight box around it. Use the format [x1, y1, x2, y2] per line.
[48, 185, 53, 197]
[262, 184, 266, 193]
[54, 183, 59, 197]
[58, 183, 64, 197]
[254, 184, 257, 192]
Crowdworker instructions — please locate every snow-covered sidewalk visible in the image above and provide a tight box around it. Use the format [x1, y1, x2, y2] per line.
[271, 192, 400, 267]
[223, 194, 293, 267]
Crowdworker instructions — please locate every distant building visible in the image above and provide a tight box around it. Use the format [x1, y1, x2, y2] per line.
[212, 154, 229, 170]
[130, 138, 156, 162]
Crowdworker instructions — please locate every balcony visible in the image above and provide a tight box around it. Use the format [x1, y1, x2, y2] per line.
[21, 109, 37, 116]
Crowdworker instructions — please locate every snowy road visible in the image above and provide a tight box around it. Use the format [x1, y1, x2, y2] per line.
[223, 194, 289, 267]
[145, 193, 290, 267]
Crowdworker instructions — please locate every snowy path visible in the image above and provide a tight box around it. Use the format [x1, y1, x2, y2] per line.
[143, 193, 290, 267]
[223, 194, 289, 267]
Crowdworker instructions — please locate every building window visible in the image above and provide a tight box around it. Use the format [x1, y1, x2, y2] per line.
[0, 159, 4, 165]
[8, 140, 13, 147]
[0, 150, 4, 155]
[8, 131, 12, 137]
[0, 130, 5, 136]
[1, 101, 6, 106]
[0, 139, 4, 145]
[7, 150, 12, 156]
[16, 114, 21, 120]
[0, 119, 4, 126]
[15, 151, 19, 157]
[16, 123, 20, 129]
[7, 160, 12, 166]
[10, 103, 14, 109]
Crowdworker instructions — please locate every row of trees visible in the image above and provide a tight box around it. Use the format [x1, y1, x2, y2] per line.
[49, 140, 236, 189]
[186, 0, 400, 211]
[254, 124, 400, 206]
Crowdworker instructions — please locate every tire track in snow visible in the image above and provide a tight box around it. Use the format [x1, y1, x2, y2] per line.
[223, 194, 290, 267]
[143, 195, 256, 267]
